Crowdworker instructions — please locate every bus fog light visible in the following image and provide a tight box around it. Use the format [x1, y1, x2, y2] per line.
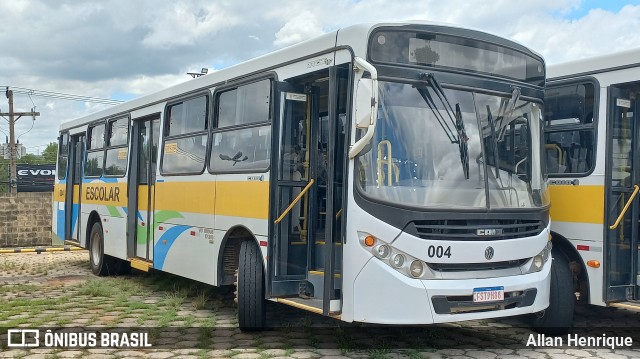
[375, 244, 390, 258]
[533, 255, 543, 271]
[391, 254, 405, 268]
[409, 260, 424, 277]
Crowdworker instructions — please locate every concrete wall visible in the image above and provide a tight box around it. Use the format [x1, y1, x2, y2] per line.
[0, 192, 52, 247]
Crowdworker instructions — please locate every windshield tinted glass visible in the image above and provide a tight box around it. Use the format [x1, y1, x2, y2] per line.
[356, 81, 548, 209]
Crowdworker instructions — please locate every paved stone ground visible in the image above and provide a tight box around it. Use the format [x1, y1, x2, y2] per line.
[0, 251, 639, 358]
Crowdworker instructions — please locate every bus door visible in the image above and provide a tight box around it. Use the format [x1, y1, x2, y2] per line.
[605, 84, 640, 302]
[268, 66, 346, 315]
[64, 133, 85, 242]
[127, 116, 160, 261]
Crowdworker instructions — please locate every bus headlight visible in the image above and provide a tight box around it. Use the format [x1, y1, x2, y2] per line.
[358, 232, 434, 279]
[409, 260, 424, 278]
[391, 254, 405, 268]
[533, 255, 544, 270]
[375, 244, 390, 258]
[528, 241, 552, 273]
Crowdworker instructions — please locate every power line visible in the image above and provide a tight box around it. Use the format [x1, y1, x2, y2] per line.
[1, 86, 124, 105]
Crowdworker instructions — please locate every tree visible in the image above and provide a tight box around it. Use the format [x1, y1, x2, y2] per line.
[18, 153, 44, 164]
[42, 142, 58, 164]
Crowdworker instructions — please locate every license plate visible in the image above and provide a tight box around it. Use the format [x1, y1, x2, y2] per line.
[473, 286, 504, 303]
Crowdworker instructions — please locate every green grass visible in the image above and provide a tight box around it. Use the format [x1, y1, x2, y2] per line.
[284, 348, 294, 356]
[77, 279, 121, 297]
[197, 348, 211, 359]
[164, 290, 187, 310]
[193, 289, 209, 310]
[0, 283, 39, 295]
[0, 260, 18, 270]
[369, 348, 391, 359]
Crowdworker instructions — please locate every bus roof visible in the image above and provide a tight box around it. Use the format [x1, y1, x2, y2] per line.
[547, 48, 640, 81]
[59, 21, 541, 132]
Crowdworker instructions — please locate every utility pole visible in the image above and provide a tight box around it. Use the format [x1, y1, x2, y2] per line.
[1, 87, 40, 195]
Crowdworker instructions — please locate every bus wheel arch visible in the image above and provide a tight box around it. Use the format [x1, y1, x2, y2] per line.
[85, 211, 102, 249]
[89, 220, 112, 276]
[218, 226, 266, 331]
[218, 226, 263, 286]
[86, 211, 130, 276]
[551, 231, 590, 302]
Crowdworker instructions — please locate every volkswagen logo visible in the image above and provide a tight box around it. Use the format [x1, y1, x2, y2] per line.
[485, 246, 494, 260]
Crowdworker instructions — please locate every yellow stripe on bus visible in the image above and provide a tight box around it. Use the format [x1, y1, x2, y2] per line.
[137, 185, 149, 211]
[549, 185, 604, 224]
[216, 181, 269, 219]
[83, 183, 128, 206]
[154, 181, 216, 214]
[154, 181, 269, 219]
[54, 184, 65, 202]
[54, 180, 270, 219]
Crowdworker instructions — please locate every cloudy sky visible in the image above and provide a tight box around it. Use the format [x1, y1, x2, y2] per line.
[1, 0, 639, 154]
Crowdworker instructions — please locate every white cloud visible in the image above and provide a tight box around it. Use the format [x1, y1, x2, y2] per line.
[142, 2, 240, 49]
[274, 11, 325, 47]
[514, 4, 640, 63]
[123, 74, 189, 96]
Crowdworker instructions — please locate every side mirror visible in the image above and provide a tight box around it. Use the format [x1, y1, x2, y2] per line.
[349, 57, 379, 159]
[355, 79, 374, 129]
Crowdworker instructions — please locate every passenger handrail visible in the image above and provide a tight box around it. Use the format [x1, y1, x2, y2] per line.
[609, 184, 640, 230]
[274, 179, 315, 224]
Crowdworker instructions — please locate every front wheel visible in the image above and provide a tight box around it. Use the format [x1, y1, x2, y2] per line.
[89, 222, 115, 276]
[530, 249, 574, 335]
[236, 240, 266, 331]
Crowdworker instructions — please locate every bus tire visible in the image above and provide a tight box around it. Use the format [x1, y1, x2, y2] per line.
[89, 222, 114, 276]
[530, 249, 574, 334]
[237, 240, 266, 331]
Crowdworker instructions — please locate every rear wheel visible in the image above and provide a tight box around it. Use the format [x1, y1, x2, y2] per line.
[89, 222, 115, 276]
[236, 240, 266, 331]
[531, 249, 574, 334]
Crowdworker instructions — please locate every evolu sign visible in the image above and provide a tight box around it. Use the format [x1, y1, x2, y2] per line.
[16, 164, 56, 192]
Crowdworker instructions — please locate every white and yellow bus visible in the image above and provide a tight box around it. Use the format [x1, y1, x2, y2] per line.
[546, 49, 640, 314]
[53, 21, 562, 330]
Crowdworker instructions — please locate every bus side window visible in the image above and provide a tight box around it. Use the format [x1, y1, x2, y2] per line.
[161, 94, 209, 175]
[209, 78, 272, 174]
[544, 82, 596, 176]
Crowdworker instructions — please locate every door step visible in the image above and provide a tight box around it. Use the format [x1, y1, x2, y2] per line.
[307, 270, 342, 294]
[276, 297, 341, 318]
[130, 258, 153, 272]
[609, 301, 640, 312]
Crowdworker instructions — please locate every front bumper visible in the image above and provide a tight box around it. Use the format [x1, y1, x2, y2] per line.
[352, 255, 551, 324]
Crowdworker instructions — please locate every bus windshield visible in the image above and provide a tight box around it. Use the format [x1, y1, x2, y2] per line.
[356, 80, 548, 209]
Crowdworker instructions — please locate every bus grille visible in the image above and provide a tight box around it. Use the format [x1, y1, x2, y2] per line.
[409, 219, 544, 241]
[428, 258, 529, 272]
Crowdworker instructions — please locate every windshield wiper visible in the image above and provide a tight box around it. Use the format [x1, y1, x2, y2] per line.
[497, 87, 521, 141]
[416, 73, 469, 179]
[416, 86, 457, 144]
[455, 103, 470, 179]
[486, 105, 501, 181]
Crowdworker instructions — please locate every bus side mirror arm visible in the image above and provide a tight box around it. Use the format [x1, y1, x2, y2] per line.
[349, 57, 378, 159]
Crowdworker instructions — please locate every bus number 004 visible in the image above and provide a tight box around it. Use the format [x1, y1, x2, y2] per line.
[427, 245, 451, 258]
